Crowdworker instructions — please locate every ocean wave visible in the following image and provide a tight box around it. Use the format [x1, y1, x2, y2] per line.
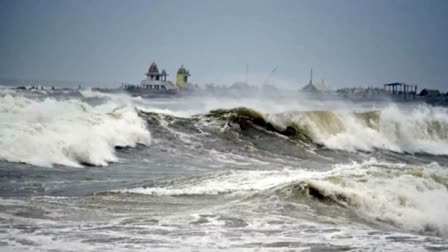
[116, 159, 448, 236]
[194, 105, 448, 155]
[0, 94, 151, 167]
[285, 160, 448, 236]
[116, 169, 319, 196]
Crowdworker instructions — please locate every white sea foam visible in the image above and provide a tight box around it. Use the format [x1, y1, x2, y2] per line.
[268, 104, 448, 154]
[0, 94, 151, 167]
[120, 168, 324, 196]
[129, 95, 448, 155]
[122, 159, 448, 236]
[303, 160, 448, 236]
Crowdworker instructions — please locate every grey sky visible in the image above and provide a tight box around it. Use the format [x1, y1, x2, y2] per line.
[1, 0, 447, 90]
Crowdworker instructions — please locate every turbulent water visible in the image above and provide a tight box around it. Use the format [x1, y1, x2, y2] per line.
[1, 88, 448, 251]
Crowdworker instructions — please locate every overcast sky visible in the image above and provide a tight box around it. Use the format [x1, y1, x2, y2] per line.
[1, 0, 447, 90]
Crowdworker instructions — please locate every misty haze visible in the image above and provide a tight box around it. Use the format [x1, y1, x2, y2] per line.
[1, 1, 448, 251]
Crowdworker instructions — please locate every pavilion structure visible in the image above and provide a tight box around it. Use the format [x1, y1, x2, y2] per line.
[384, 82, 417, 99]
[146, 62, 168, 82]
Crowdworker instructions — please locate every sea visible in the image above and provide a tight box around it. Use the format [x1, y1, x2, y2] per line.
[1, 86, 448, 251]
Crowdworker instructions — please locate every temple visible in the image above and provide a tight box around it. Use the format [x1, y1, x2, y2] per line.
[146, 62, 168, 82]
[135, 62, 177, 93]
[122, 61, 194, 96]
[176, 65, 190, 88]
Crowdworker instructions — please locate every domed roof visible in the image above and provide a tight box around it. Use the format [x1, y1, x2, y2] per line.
[148, 62, 159, 74]
[177, 65, 189, 75]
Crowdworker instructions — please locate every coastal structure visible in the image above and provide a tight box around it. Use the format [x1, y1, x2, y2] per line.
[123, 62, 178, 96]
[419, 89, 441, 97]
[121, 62, 195, 97]
[176, 65, 190, 89]
[384, 82, 417, 99]
[337, 82, 448, 104]
[145, 62, 167, 82]
[139, 62, 177, 91]
[301, 69, 330, 93]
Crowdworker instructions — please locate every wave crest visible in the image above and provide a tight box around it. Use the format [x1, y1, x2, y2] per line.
[0, 95, 151, 167]
[285, 161, 448, 236]
[116, 159, 448, 236]
[198, 105, 448, 155]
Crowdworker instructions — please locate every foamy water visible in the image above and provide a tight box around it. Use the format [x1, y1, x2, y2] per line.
[0, 94, 151, 167]
[1, 89, 447, 251]
[267, 104, 448, 154]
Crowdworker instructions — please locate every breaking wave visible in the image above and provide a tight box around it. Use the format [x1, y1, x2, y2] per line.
[117, 159, 448, 236]
[284, 160, 448, 236]
[0, 94, 151, 167]
[197, 105, 448, 155]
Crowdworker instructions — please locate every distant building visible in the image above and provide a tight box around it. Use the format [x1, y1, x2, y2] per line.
[384, 82, 417, 99]
[176, 65, 190, 89]
[301, 69, 331, 93]
[122, 62, 178, 96]
[146, 62, 168, 82]
[302, 81, 330, 93]
[419, 89, 441, 97]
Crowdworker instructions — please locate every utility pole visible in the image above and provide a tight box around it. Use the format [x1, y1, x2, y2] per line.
[310, 68, 313, 85]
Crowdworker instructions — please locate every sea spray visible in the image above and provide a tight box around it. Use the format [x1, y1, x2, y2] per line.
[0, 95, 151, 167]
[264, 104, 448, 154]
[118, 159, 448, 236]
